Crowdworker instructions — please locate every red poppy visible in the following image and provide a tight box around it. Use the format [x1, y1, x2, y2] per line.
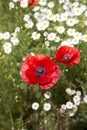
[21, 55, 60, 89]
[55, 46, 80, 67]
[29, 0, 38, 6]
[20, 0, 38, 6]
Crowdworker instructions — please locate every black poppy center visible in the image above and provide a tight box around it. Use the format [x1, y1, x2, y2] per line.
[36, 66, 46, 77]
[62, 55, 70, 61]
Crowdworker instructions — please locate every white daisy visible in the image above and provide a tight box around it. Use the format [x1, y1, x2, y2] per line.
[4, 47, 12, 54]
[11, 37, 19, 46]
[3, 42, 12, 49]
[73, 95, 81, 105]
[73, 31, 82, 40]
[66, 88, 72, 95]
[15, 27, 20, 32]
[61, 104, 66, 110]
[47, 2, 54, 8]
[66, 101, 73, 109]
[55, 26, 65, 34]
[60, 12, 68, 21]
[47, 33, 56, 41]
[45, 41, 50, 47]
[23, 14, 30, 21]
[25, 20, 34, 29]
[66, 18, 78, 27]
[3, 32, 10, 40]
[9, 2, 15, 9]
[44, 91, 52, 99]
[39, 0, 47, 6]
[72, 7, 83, 16]
[54, 36, 60, 42]
[20, 0, 28, 8]
[32, 102, 39, 110]
[76, 91, 82, 96]
[31, 32, 41, 40]
[67, 28, 75, 36]
[43, 103, 51, 111]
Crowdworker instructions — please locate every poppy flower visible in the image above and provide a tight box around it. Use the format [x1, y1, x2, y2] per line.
[21, 55, 60, 89]
[29, 0, 38, 6]
[55, 46, 80, 67]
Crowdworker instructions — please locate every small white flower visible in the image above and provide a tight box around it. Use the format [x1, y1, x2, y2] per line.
[82, 34, 87, 42]
[43, 103, 51, 111]
[15, 27, 20, 32]
[43, 32, 48, 37]
[39, 0, 47, 6]
[72, 7, 83, 16]
[3, 42, 12, 49]
[32, 102, 39, 110]
[66, 101, 73, 109]
[23, 14, 30, 21]
[60, 12, 68, 21]
[67, 28, 75, 36]
[47, 33, 56, 41]
[47, 13, 54, 21]
[31, 32, 41, 40]
[61, 104, 66, 110]
[4, 47, 12, 54]
[73, 95, 81, 105]
[36, 22, 45, 31]
[73, 32, 82, 40]
[55, 26, 65, 34]
[74, 100, 80, 106]
[54, 36, 60, 42]
[66, 88, 72, 95]
[36, 21, 49, 31]
[66, 18, 78, 27]
[20, 0, 28, 8]
[3, 32, 10, 40]
[76, 91, 81, 96]
[44, 91, 52, 99]
[45, 41, 50, 47]
[25, 20, 34, 29]
[73, 105, 78, 112]
[9, 2, 15, 9]
[11, 37, 19, 46]
[72, 38, 79, 45]
[53, 14, 60, 22]
[47, 2, 54, 8]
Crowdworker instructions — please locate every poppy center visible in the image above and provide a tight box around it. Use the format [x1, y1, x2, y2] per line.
[37, 67, 44, 74]
[36, 66, 46, 76]
[62, 55, 70, 61]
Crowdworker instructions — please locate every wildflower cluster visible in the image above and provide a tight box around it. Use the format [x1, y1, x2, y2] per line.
[0, 27, 20, 54]
[61, 88, 87, 117]
[32, 91, 51, 111]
